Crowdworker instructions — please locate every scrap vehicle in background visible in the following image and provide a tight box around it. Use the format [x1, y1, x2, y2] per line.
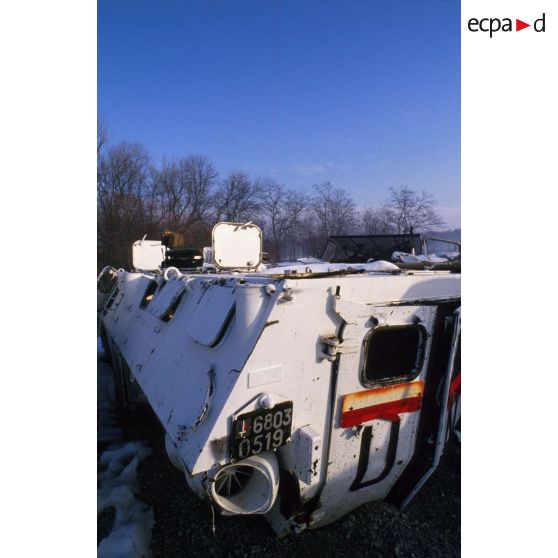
[97, 222, 460, 535]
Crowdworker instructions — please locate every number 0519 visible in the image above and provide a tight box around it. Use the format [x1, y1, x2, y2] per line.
[231, 402, 293, 461]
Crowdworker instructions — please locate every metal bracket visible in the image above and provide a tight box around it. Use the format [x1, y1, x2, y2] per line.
[318, 335, 359, 362]
[333, 295, 375, 324]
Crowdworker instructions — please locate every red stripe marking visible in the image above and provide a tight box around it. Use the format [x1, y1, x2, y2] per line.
[340, 396, 422, 428]
[447, 373, 461, 410]
[449, 374, 461, 398]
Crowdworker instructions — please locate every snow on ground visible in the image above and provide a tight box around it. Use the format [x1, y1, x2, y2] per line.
[98, 339, 154, 558]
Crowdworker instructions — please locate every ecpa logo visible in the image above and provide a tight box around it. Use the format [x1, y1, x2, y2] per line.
[468, 13, 546, 38]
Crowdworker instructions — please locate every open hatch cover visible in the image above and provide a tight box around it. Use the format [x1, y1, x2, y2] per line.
[212, 222, 263, 271]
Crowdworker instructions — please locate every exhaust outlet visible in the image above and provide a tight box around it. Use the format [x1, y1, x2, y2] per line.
[210, 451, 279, 515]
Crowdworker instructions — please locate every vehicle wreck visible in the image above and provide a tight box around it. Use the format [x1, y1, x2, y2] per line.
[97, 222, 461, 536]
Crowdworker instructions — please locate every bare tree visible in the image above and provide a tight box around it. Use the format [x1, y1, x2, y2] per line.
[310, 182, 357, 237]
[281, 189, 310, 260]
[256, 180, 310, 261]
[97, 119, 108, 156]
[361, 207, 390, 234]
[213, 172, 261, 223]
[97, 141, 156, 269]
[299, 212, 327, 258]
[154, 154, 218, 233]
[96, 124, 448, 271]
[381, 187, 444, 234]
[256, 179, 288, 261]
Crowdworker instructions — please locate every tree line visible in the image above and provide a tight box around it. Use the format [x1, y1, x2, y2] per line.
[97, 124, 445, 270]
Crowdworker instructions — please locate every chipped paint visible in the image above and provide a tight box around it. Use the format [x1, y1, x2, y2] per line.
[342, 381, 424, 414]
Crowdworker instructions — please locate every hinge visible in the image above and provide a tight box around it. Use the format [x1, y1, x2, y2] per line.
[318, 335, 359, 362]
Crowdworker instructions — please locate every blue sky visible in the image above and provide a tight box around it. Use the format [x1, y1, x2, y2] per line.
[98, 0, 460, 228]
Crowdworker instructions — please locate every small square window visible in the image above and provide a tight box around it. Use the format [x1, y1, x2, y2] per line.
[362, 325, 425, 386]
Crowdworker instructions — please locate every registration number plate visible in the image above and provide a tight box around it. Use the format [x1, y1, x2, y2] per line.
[231, 402, 293, 461]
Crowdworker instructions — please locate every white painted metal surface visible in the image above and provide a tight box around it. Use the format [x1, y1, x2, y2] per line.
[132, 239, 166, 271]
[212, 222, 262, 270]
[98, 227, 461, 535]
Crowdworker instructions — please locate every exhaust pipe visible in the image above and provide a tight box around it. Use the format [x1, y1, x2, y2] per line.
[210, 451, 279, 515]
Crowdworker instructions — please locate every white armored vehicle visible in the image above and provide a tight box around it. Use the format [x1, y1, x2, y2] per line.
[97, 222, 461, 535]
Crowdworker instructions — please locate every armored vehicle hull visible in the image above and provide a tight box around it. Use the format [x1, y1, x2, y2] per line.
[98, 256, 460, 534]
